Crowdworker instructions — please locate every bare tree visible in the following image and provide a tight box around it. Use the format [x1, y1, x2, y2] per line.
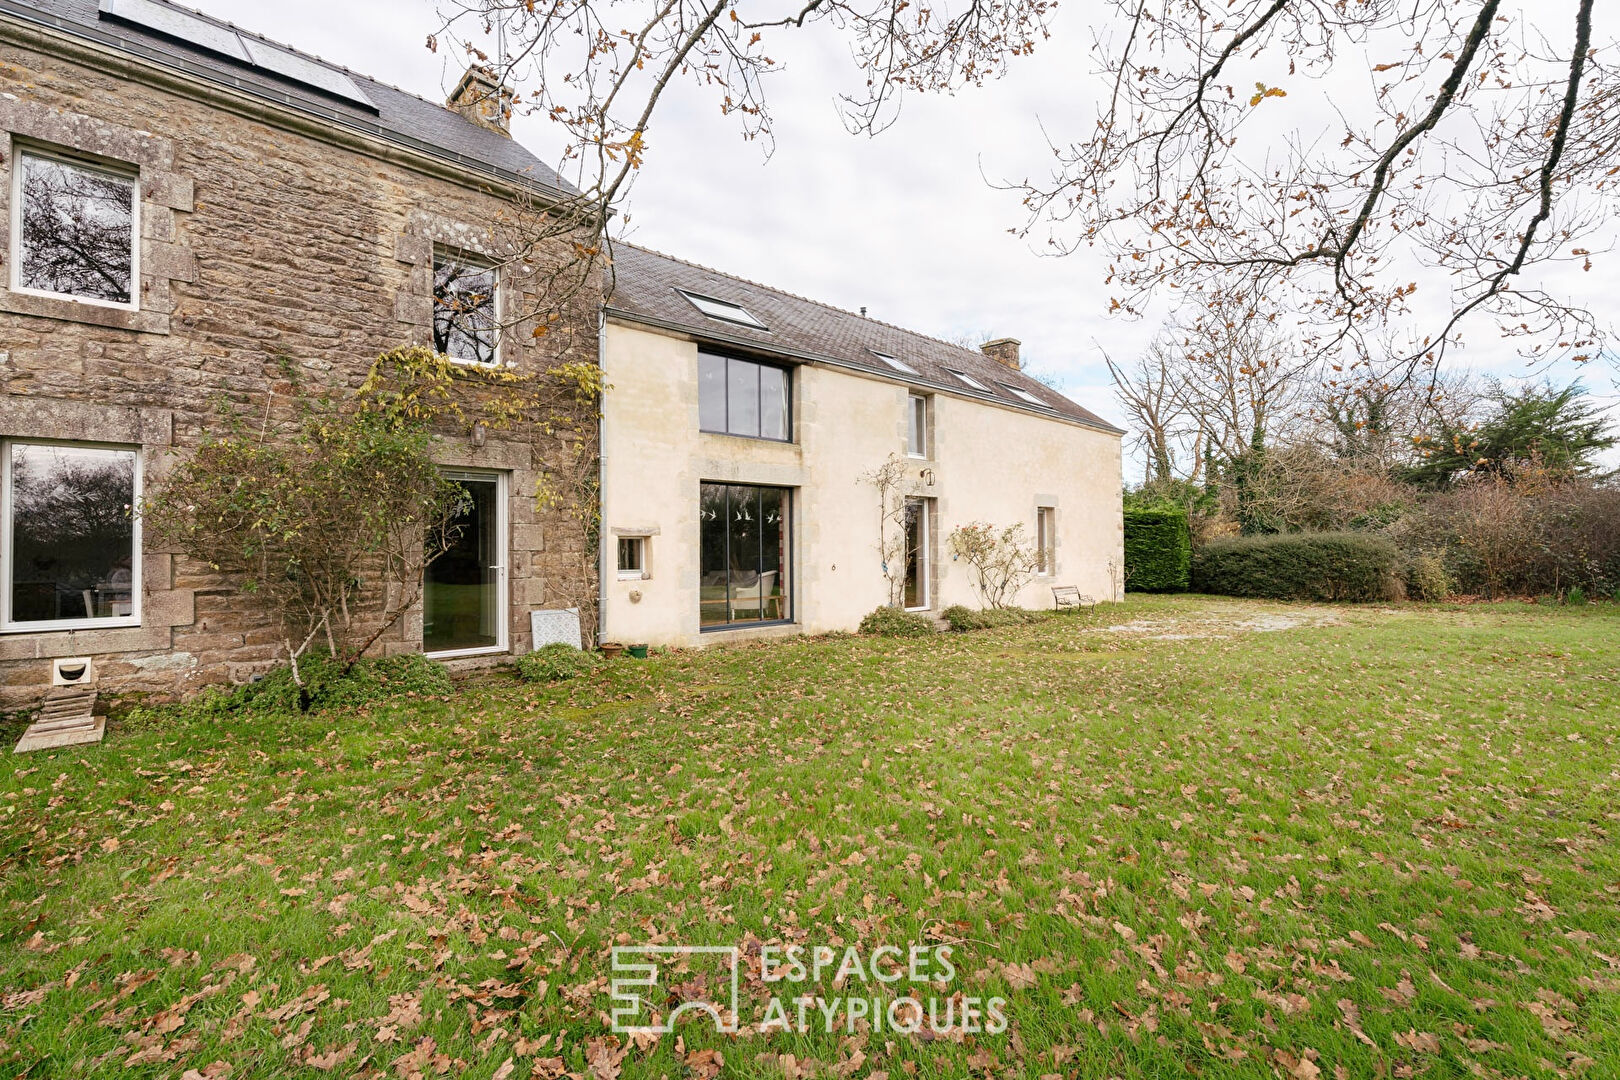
[1019, 0, 1616, 383]
[1105, 339, 1196, 484]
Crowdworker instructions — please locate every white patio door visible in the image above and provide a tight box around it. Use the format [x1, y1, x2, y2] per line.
[424, 470, 508, 656]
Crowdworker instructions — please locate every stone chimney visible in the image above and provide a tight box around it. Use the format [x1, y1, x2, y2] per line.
[980, 337, 1021, 370]
[448, 65, 513, 137]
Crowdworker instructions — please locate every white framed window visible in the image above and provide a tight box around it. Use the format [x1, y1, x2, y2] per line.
[11, 146, 140, 310]
[872, 350, 918, 375]
[677, 289, 769, 330]
[1036, 506, 1056, 575]
[946, 368, 991, 393]
[617, 536, 648, 579]
[1001, 383, 1051, 408]
[907, 393, 929, 458]
[2, 441, 142, 631]
[432, 250, 500, 366]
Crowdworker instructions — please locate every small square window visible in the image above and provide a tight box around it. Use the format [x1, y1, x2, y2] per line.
[677, 289, 768, 330]
[1002, 383, 1050, 408]
[433, 251, 500, 365]
[617, 536, 647, 578]
[872, 350, 918, 375]
[946, 369, 991, 393]
[12, 149, 139, 308]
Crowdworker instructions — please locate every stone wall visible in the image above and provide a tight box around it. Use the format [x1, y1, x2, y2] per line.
[0, 29, 601, 707]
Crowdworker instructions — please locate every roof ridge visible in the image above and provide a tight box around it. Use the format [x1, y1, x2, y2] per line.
[612, 240, 1001, 368]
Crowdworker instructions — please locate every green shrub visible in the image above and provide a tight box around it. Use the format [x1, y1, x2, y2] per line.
[1406, 551, 1453, 602]
[859, 605, 936, 637]
[515, 643, 599, 682]
[940, 605, 1041, 631]
[1124, 508, 1192, 592]
[1567, 585, 1587, 606]
[1193, 532, 1405, 602]
[143, 652, 453, 721]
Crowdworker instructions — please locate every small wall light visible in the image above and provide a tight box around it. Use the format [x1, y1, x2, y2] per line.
[471, 421, 488, 448]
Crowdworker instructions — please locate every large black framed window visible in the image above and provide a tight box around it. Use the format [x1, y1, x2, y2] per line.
[698, 351, 790, 441]
[699, 483, 790, 628]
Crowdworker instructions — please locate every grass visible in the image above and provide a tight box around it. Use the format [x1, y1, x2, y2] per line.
[1, 595, 1617, 1079]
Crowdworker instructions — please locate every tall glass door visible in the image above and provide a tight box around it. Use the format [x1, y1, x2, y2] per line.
[424, 471, 506, 655]
[904, 496, 930, 610]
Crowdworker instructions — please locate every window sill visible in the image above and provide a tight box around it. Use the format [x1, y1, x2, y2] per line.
[0, 289, 169, 335]
[698, 429, 795, 446]
[425, 644, 507, 659]
[700, 618, 795, 634]
[617, 571, 649, 581]
[3, 618, 140, 634]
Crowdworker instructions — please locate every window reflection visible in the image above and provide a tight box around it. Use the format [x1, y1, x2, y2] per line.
[7, 443, 137, 624]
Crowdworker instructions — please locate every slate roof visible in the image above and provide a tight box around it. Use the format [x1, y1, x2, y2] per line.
[606, 243, 1122, 433]
[1, 0, 575, 198]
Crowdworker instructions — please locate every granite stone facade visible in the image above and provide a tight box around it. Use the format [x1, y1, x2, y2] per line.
[0, 19, 600, 707]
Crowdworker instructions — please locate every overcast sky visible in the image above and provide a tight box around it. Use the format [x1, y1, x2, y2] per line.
[191, 0, 1617, 474]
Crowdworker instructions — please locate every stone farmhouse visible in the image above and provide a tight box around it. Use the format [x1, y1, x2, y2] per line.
[0, 0, 1122, 719]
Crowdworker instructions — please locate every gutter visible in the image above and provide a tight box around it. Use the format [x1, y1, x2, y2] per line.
[595, 306, 608, 648]
[0, 3, 579, 207]
[602, 306, 1128, 437]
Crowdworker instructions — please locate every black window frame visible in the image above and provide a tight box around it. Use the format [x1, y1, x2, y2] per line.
[698, 482, 793, 631]
[697, 350, 793, 442]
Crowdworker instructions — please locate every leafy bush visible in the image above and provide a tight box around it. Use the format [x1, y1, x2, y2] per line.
[940, 605, 1040, 632]
[147, 653, 453, 721]
[1406, 551, 1453, 602]
[859, 606, 936, 637]
[1567, 586, 1587, 607]
[515, 643, 598, 682]
[1193, 532, 1405, 602]
[1124, 508, 1191, 592]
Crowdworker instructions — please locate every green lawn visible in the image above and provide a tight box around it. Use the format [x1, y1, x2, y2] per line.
[2, 596, 1617, 1079]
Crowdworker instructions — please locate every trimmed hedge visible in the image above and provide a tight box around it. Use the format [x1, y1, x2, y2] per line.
[941, 605, 1042, 632]
[1124, 508, 1192, 592]
[859, 605, 936, 637]
[1193, 532, 1404, 602]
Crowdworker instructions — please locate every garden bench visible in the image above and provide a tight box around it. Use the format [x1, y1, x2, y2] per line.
[1052, 585, 1095, 611]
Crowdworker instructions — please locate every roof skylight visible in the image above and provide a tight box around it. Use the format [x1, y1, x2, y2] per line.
[946, 369, 992, 393]
[1001, 383, 1050, 408]
[871, 351, 918, 375]
[677, 289, 768, 330]
[99, 0, 376, 110]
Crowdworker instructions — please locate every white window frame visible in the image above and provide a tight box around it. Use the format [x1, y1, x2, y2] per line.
[872, 350, 918, 375]
[617, 535, 649, 579]
[907, 393, 929, 458]
[1036, 506, 1056, 576]
[1, 439, 143, 632]
[946, 368, 991, 393]
[1002, 383, 1050, 408]
[424, 468, 509, 659]
[432, 248, 503, 368]
[904, 496, 931, 612]
[10, 145, 142, 312]
[677, 289, 769, 331]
